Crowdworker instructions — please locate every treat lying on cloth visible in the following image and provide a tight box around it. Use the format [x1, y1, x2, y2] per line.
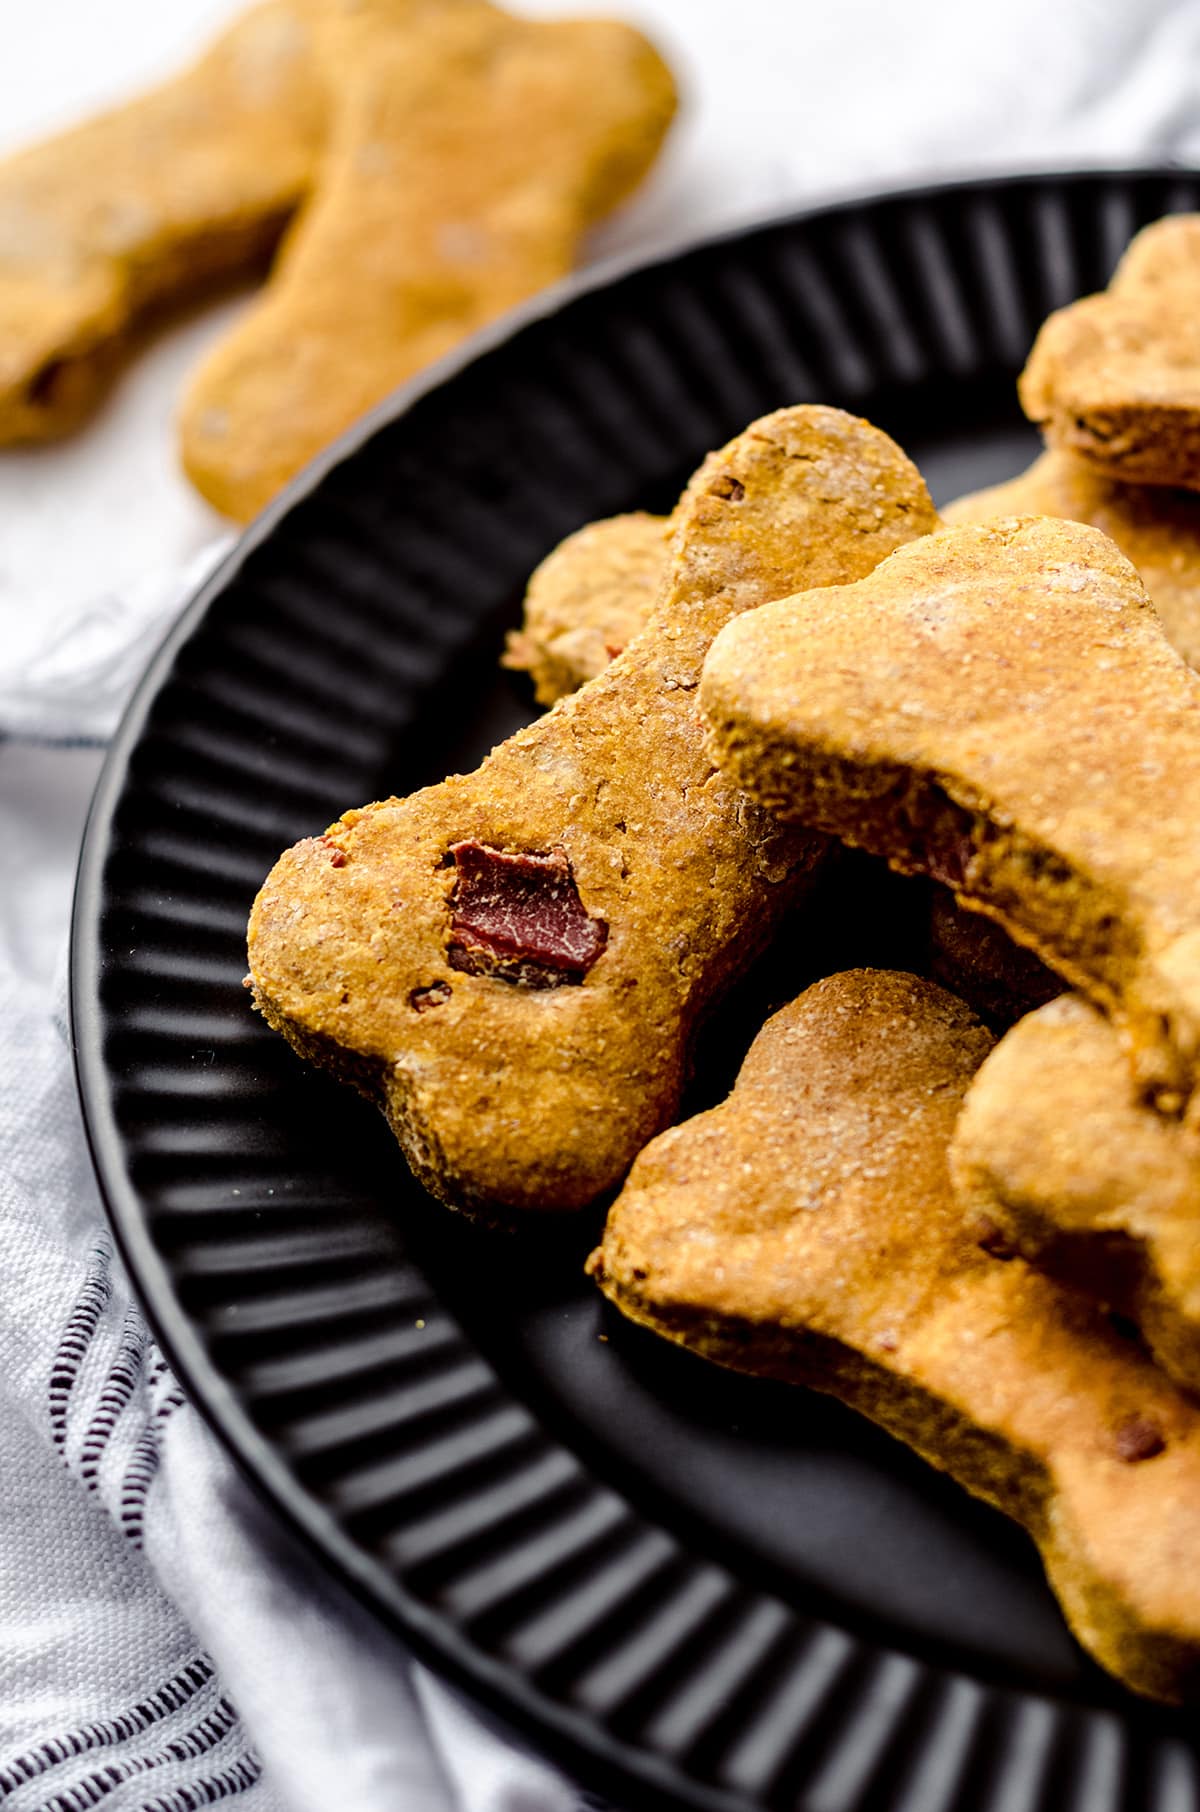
[945, 448, 1200, 669]
[0, 2, 324, 442]
[588, 968, 1200, 1704]
[503, 511, 667, 706]
[247, 407, 938, 1216]
[1020, 215, 1200, 489]
[180, 0, 677, 520]
[927, 887, 1059, 1029]
[952, 992, 1200, 1393]
[700, 516, 1200, 1126]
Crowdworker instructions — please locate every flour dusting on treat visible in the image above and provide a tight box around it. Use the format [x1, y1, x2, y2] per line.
[700, 515, 1200, 1130]
[945, 447, 1200, 670]
[1020, 214, 1200, 490]
[952, 992, 1200, 1394]
[248, 406, 939, 1217]
[589, 969, 1200, 1705]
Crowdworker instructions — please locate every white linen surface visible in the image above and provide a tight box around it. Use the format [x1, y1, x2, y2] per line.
[3, 1, 1200, 1805]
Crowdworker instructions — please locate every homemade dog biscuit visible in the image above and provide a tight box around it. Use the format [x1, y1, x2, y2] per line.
[952, 992, 1200, 1394]
[503, 511, 667, 706]
[248, 408, 938, 1214]
[590, 969, 1200, 1703]
[702, 516, 1200, 1127]
[1020, 214, 1200, 489]
[180, 0, 677, 518]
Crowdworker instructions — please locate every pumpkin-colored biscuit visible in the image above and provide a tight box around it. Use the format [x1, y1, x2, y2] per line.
[504, 518, 1059, 1018]
[180, 0, 677, 520]
[0, 2, 325, 442]
[248, 407, 939, 1216]
[945, 448, 1200, 669]
[927, 886, 1059, 1028]
[952, 992, 1200, 1393]
[1020, 214, 1200, 489]
[502, 511, 667, 706]
[701, 516, 1200, 1127]
[589, 969, 1200, 1704]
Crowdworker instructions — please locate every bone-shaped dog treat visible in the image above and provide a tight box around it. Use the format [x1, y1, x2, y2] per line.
[952, 992, 1200, 1393]
[504, 519, 1062, 1023]
[1020, 214, 1200, 489]
[588, 968, 1200, 1704]
[248, 407, 939, 1215]
[506, 516, 1065, 1029]
[511, 448, 1200, 710]
[945, 448, 1200, 669]
[0, 2, 325, 442]
[180, 0, 677, 520]
[701, 515, 1200, 1124]
[503, 511, 667, 706]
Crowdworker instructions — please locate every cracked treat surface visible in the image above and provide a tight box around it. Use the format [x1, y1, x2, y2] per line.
[952, 991, 1200, 1393]
[701, 515, 1200, 1128]
[926, 886, 1059, 1028]
[945, 447, 1200, 669]
[1020, 214, 1200, 488]
[589, 968, 1200, 1704]
[248, 406, 938, 1215]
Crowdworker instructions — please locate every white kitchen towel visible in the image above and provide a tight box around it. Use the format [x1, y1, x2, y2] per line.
[8, 0, 1200, 1803]
[0, 560, 581, 1812]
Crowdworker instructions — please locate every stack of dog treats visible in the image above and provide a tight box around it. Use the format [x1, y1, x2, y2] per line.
[248, 214, 1200, 1704]
[0, 0, 676, 518]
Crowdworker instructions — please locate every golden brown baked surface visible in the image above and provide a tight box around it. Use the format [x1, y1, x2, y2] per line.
[179, 0, 677, 520]
[502, 511, 667, 706]
[0, 2, 325, 442]
[502, 518, 1059, 1023]
[247, 406, 938, 1216]
[1020, 215, 1200, 488]
[589, 968, 1200, 1704]
[945, 447, 1200, 669]
[700, 515, 1200, 1127]
[952, 992, 1200, 1392]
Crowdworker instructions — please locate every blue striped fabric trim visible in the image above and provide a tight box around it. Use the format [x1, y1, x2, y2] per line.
[27, 1248, 262, 1806]
[0, 730, 109, 751]
[48, 1254, 187, 1540]
[48, 1241, 113, 1450]
[78, 1307, 147, 1491]
[119, 1380, 186, 1550]
[135, 1752, 262, 1812]
[116, 1347, 171, 1546]
[33, 1701, 243, 1812]
[0, 1660, 214, 1796]
[118, 1421, 165, 1550]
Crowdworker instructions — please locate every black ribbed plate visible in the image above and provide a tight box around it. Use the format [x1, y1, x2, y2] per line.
[74, 171, 1200, 1812]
